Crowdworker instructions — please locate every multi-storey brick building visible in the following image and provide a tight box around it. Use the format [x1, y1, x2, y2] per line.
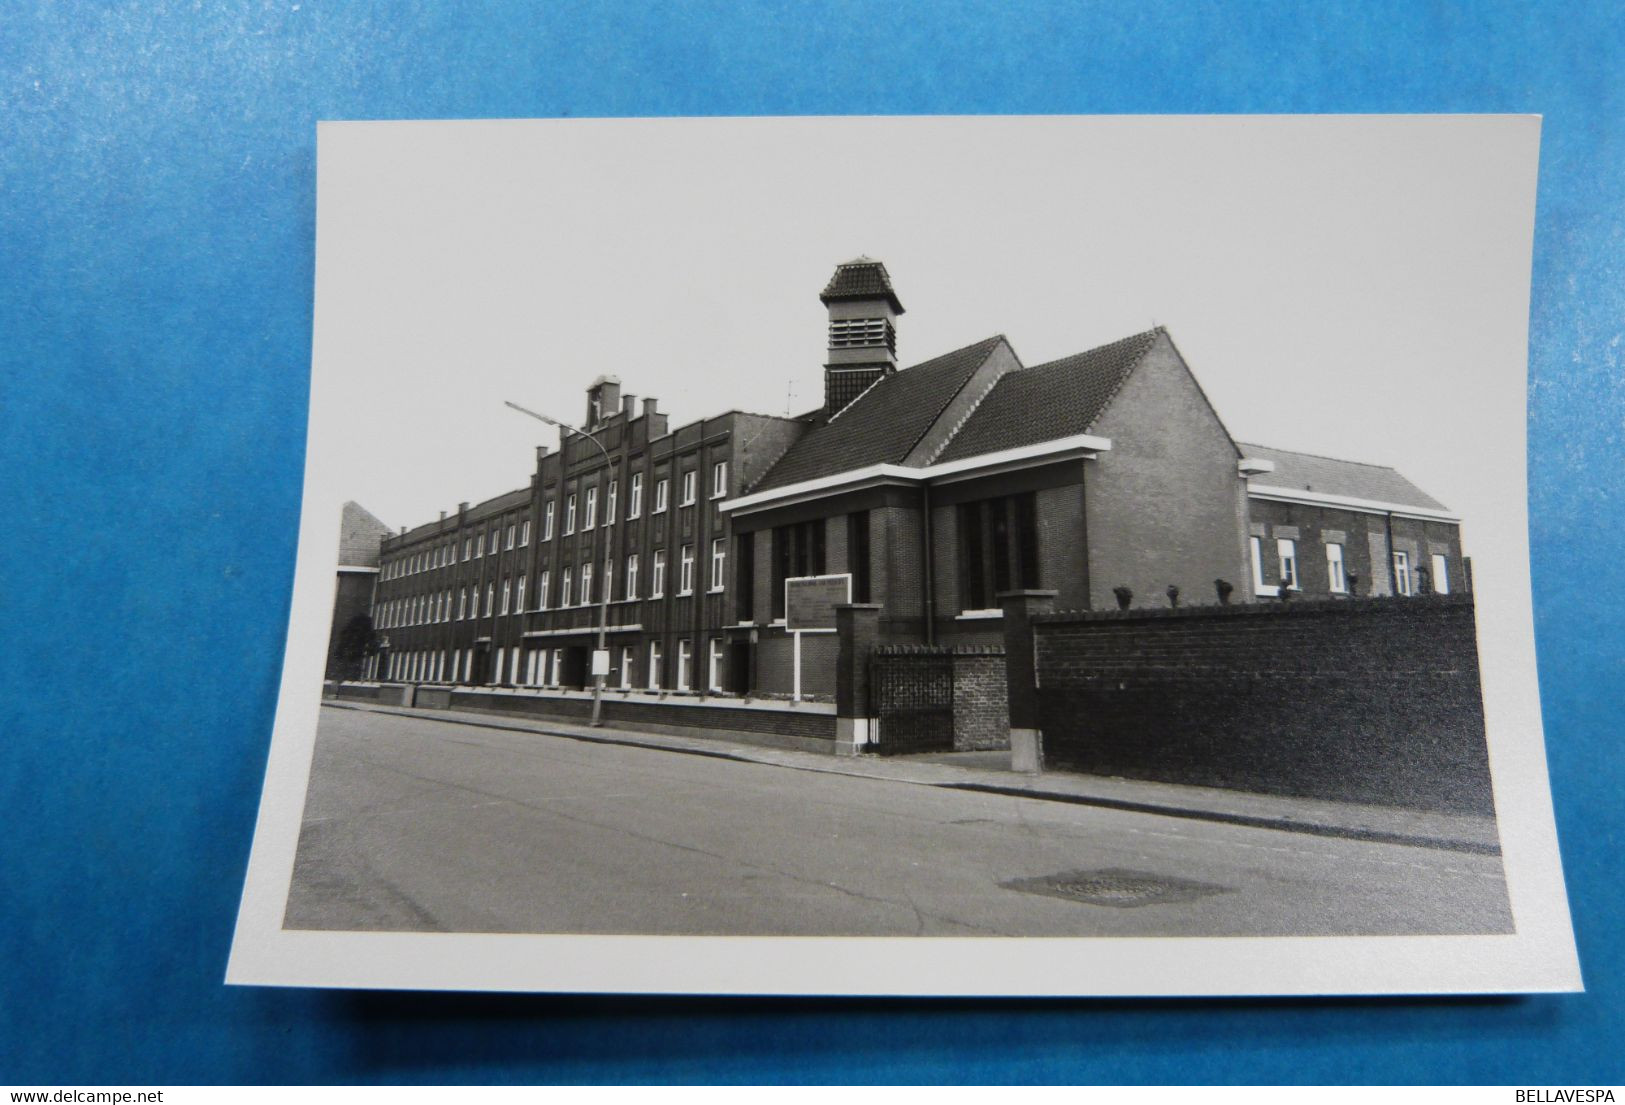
[352, 257, 1465, 700]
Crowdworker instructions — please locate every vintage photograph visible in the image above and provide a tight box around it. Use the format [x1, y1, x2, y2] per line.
[232, 115, 1576, 992]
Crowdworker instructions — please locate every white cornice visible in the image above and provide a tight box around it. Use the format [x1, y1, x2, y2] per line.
[721, 433, 1112, 516]
[1248, 483, 1460, 523]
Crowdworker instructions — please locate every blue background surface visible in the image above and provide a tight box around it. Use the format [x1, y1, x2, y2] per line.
[2, 0, 1622, 1085]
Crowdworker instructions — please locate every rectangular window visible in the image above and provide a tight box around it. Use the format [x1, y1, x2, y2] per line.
[463, 537, 472, 561]
[1393, 550, 1413, 596]
[475, 532, 484, 558]
[543, 501, 554, 540]
[625, 553, 640, 599]
[736, 533, 755, 621]
[492, 647, 504, 686]
[580, 562, 594, 605]
[1326, 542, 1347, 594]
[564, 494, 577, 534]
[561, 567, 572, 608]
[710, 537, 727, 591]
[583, 486, 597, 530]
[680, 469, 697, 506]
[651, 549, 667, 598]
[647, 641, 663, 690]
[451, 649, 461, 684]
[1249, 535, 1269, 593]
[605, 480, 617, 523]
[628, 473, 643, 518]
[679, 544, 695, 594]
[500, 579, 511, 615]
[1277, 538, 1298, 591]
[708, 638, 724, 692]
[847, 511, 871, 603]
[654, 477, 669, 513]
[1431, 553, 1451, 595]
[677, 639, 692, 691]
[506, 523, 516, 550]
[484, 583, 495, 616]
[771, 519, 827, 619]
[515, 574, 526, 612]
[711, 460, 727, 499]
[550, 649, 564, 686]
[520, 519, 530, 546]
[538, 570, 549, 611]
[489, 528, 499, 555]
[956, 494, 1039, 611]
[619, 645, 635, 690]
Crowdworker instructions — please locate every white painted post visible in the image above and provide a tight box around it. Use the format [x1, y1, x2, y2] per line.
[792, 630, 802, 703]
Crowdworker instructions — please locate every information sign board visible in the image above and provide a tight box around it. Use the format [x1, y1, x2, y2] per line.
[784, 574, 852, 632]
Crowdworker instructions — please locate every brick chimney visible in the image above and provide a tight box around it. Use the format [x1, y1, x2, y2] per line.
[585, 374, 621, 431]
[821, 257, 904, 417]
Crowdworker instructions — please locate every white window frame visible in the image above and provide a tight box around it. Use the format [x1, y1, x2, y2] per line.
[1393, 550, 1413, 596]
[625, 553, 639, 599]
[711, 460, 727, 499]
[1249, 535, 1273, 596]
[628, 473, 643, 518]
[475, 531, 484, 558]
[583, 486, 598, 531]
[560, 568, 572, 608]
[679, 544, 694, 595]
[1326, 541, 1347, 594]
[542, 501, 554, 541]
[677, 639, 692, 691]
[463, 537, 472, 561]
[680, 469, 696, 506]
[564, 494, 577, 535]
[1431, 553, 1451, 595]
[708, 637, 724, 692]
[484, 583, 495, 616]
[1276, 538, 1299, 591]
[709, 537, 727, 592]
[654, 477, 669, 514]
[489, 528, 499, 555]
[651, 549, 666, 598]
[619, 645, 635, 690]
[605, 480, 617, 523]
[647, 641, 663, 690]
[515, 574, 526, 612]
[538, 570, 549, 610]
[520, 519, 530, 546]
[501, 579, 511, 615]
[580, 562, 594, 606]
[506, 523, 516, 550]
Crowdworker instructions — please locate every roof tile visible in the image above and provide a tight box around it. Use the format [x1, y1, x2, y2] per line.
[1238, 442, 1450, 512]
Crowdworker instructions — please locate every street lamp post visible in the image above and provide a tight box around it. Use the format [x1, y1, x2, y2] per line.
[505, 399, 614, 728]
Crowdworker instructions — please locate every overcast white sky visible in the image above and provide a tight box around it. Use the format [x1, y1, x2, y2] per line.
[310, 115, 1539, 540]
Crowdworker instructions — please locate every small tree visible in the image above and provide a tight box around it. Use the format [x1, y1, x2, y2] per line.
[1166, 584, 1180, 608]
[1213, 578, 1233, 605]
[1112, 585, 1134, 610]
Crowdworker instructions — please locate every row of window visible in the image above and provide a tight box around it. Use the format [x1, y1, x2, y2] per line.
[375, 541, 730, 627]
[1248, 536, 1451, 596]
[383, 518, 530, 579]
[379, 462, 729, 578]
[368, 637, 730, 694]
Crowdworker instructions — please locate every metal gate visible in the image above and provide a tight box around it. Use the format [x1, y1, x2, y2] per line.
[869, 647, 955, 756]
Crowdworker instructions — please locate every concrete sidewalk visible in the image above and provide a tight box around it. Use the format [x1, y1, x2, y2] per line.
[321, 699, 1502, 856]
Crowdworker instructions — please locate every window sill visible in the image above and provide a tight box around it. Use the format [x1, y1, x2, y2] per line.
[956, 609, 1002, 620]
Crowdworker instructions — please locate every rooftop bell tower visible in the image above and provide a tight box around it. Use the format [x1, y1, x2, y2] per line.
[821, 257, 904, 417]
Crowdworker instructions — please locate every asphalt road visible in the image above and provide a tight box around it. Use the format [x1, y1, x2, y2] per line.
[284, 707, 1514, 937]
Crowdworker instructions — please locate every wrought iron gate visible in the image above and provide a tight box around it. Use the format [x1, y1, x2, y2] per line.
[869, 647, 955, 756]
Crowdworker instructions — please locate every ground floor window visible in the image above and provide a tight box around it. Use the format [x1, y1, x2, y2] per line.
[1276, 537, 1298, 590]
[492, 647, 505, 684]
[647, 641, 663, 690]
[620, 645, 635, 689]
[1393, 550, 1412, 596]
[958, 492, 1039, 611]
[1431, 553, 1451, 594]
[677, 639, 692, 691]
[707, 638, 724, 693]
[1326, 542, 1346, 593]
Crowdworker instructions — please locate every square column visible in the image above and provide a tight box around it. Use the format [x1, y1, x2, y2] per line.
[997, 589, 1058, 773]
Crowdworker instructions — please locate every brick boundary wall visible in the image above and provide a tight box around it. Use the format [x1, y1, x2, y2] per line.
[1030, 594, 1494, 814]
[445, 689, 836, 744]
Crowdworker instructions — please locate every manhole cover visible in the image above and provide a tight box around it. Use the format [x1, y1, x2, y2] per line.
[1001, 867, 1229, 908]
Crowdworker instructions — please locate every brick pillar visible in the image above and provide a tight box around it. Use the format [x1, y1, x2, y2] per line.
[997, 589, 1057, 773]
[834, 603, 883, 756]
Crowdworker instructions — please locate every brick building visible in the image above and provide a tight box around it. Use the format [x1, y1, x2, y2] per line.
[353, 258, 1466, 699]
[325, 501, 392, 681]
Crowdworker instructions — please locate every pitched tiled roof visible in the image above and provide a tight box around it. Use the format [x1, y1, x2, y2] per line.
[337, 501, 392, 567]
[1238, 443, 1450, 512]
[934, 329, 1162, 463]
[819, 258, 904, 314]
[751, 335, 1006, 491]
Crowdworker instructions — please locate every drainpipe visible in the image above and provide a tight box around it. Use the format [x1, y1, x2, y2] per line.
[921, 483, 936, 645]
[1384, 511, 1398, 596]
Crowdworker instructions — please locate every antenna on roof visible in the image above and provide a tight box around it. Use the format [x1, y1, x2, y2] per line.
[784, 380, 795, 417]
